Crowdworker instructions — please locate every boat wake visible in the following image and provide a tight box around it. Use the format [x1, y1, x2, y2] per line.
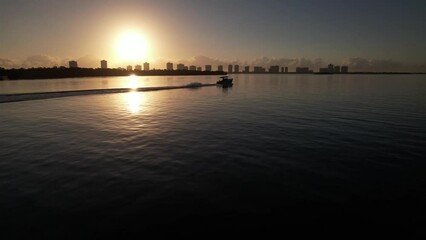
[0, 83, 216, 104]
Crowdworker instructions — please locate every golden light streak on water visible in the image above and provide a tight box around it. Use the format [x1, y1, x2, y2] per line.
[125, 90, 144, 114]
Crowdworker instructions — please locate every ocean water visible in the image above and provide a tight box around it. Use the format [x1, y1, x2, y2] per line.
[1, 74, 426, 235]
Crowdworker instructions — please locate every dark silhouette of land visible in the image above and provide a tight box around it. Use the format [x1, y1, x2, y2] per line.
[0, 67, 226, 80]
[237, 72, 426, 74]
[0, 67, 424, 80]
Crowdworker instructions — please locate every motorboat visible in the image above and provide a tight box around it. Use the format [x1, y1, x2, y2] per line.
[217, 76, 233, 86]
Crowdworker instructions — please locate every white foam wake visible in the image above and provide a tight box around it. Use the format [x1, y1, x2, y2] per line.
[0, 83, 216, 103]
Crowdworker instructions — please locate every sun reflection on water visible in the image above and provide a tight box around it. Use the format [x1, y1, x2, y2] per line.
[125, 91, 144, 114]
[128, 75, 139, 90]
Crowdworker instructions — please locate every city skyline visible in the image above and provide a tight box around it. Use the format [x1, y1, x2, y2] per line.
[66, 59, 351, 73]
[1, 0, 426, 72]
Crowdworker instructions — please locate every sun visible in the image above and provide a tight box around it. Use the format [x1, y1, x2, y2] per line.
[116, 30, 149, 63]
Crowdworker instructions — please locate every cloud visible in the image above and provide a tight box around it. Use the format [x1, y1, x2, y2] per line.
[250, 57, 325, 70]
[76, 55, 100, 68]
[179, 56, 228, 67]
[156, 56, 325, 71]
[0, 58, 20, 69]
[342, 57, 426, 72]
[21, 55, 60, 68]
[1, 54, 103, 69]
[342, 58, 400, 72]
[52, 56, 99, 68]
[151, 56, 229, 70]
[247, 57, 426, 72]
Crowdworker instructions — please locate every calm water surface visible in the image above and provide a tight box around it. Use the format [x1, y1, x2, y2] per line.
[1, 74, 426, 235]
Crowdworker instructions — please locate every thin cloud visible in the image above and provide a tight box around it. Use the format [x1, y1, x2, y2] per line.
[21, 55, 59, 68]
[250, 57, 325, 71]
[179, 56, 228, 67]
[342, 58, 426, 72]
[76, 55, 101, 68]
[0, 58, 20, 69]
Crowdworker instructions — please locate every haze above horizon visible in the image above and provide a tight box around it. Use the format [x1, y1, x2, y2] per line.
[1, 0, 425, 72]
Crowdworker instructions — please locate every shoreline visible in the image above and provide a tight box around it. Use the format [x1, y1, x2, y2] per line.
[0, 68, 226, 81]
[1, 68, 425, 81]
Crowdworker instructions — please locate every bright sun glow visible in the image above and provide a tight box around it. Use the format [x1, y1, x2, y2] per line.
[128, 74, 139, 89]
[116, 30, 149, 63]
[125, 91, 144, 114]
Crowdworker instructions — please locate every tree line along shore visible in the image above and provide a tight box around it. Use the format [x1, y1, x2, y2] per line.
[0, 67, 424, 80]
[0, 67, 226, 80]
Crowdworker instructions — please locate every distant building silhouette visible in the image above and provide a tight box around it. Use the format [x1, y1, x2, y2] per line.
[334, 66, 341, 73]
[244, 66, 250, 73]
[285, 67, 288, 73]
[281, 67, 284, 73]
[296, 67, 312, 73]
[177, 63, 185, 70]
[320, 64, 347, 73]
[205, 65, 212, 72]
[135, 65, 142, 71]
[69, 60, 78, 68]
[320, 64, 332, 73]
[167, 62, 173, 70]
[319, 67, 330, 73]
[100, 60, 107, 69]
[218, 65, 223, 72]
[269, 65, 280, 73]
[144, 62, 150, 71]
[228, 64, 233, 73]
[197, 67, 202, 71]
[127, 65, 133, 71]
[184, 66, 189, 71]
[234, 65, 240, 73]
[189, 65, 196, 71]
[254, 66, 266, 73]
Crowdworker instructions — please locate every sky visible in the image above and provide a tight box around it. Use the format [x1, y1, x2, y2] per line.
[1, 0, 425, 71]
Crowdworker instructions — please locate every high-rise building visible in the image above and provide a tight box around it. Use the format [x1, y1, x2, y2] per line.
[167, 62, 173, 70]
[228, 64, 233, 73]
[319, 65, 346, 73]
[244, 66, 250, 73]
[234, 65, 240, 73]
[285, 67, 288, 73]
[254, 66, 266, 73]
[269, 65, 280, 73]
[69, 60, 78, 68]
[218, 65, 223, 72]
[144, 62, 150, 71]
[189, 65, 197, 71]
[184, 66, 188, 71]
[177, 64, 185, 70]
[100, 60, 107, 69]
[334, 66, 341, 73]
[197, 67, 202, 71]
[135, 65, 142, 71]
[127, 65, 133, 71]
[205, 65, 212, 72]
[296, 67, 312, 73]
